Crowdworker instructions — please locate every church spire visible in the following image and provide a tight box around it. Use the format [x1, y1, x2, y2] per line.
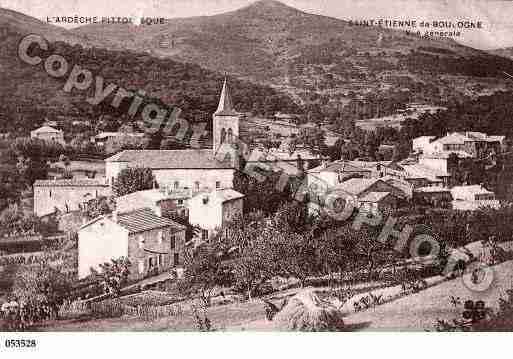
[215, 77, 238, 116]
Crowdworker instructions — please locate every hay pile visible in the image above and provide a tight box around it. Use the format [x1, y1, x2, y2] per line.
[273, 290, 344, 331]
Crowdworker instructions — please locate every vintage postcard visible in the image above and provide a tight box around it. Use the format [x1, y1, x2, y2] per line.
[1, 0, 513, 347]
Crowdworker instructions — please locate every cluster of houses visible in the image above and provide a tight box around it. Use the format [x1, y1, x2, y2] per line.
[306, 130, 503, 215]
[30, 79, 506, 282]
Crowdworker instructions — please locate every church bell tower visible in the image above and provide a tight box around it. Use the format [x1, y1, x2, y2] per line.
[213, 78, 240, 154]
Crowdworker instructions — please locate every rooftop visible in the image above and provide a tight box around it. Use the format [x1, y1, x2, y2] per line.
[308, 160, 372, 174]
[31, 126, 61, 133]
[95, 132, 145, 139]
[333, 178, 382, 196]
[117, 188, 192, 205]
[414, 186, 451, 193]
[400, 163, 448, 181]
[421, 150, 473, 159]
[451, 185, 494, 196]
[359, 191, 392, 203]
[115, 208, 185, 234]
[192, 188, 245, 203]
[215, 78, 239, 117]
[105, 149, 234, 169]
[34, 179, 108, 187]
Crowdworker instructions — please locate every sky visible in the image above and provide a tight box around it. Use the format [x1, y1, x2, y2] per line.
[1, 0, 512, 50]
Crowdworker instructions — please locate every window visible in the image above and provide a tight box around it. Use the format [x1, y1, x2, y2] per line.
[148, 257, 154, 268]
[201, 229, 209, 241]
[170, 235, 176, 249]
[173, 253, 179, 266]
[158, 254, 162, 267]
[220, 128, 226, 144]
[138, 236, 144, 249]
[174, 181, 179, 189]
[157, 230, 163, 244]
[177, 199, 183, 205]
[195, 181, 200, 191]
[49, 190, 52, 198]
[138, 260, 144, 274]
[215, 181, 221, 189]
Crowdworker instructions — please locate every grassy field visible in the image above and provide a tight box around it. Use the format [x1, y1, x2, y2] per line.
[38, 298, 269, 331]
[343, 260, 513, 331]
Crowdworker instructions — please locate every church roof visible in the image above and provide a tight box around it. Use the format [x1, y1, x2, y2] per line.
[105, 149, 234, 169]
[215, 78, 239, 116]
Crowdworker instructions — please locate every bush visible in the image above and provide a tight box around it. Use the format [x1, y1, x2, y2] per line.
[273, 290, 344, 331]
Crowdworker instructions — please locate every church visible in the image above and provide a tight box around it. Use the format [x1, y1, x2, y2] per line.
[105, 78, 241, 192]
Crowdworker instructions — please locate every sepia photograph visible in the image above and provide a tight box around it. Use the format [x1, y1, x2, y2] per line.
[1, 0, 513, 352]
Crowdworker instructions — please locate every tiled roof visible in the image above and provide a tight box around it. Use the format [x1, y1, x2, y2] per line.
[333, 178, 381, 196]
[359, 191, 392, 203]
[400, 164, 448, 181]
[105, 149, 233, 169]
[116, 208, 185, 234]
[435, 133, 469, 145]
[34, 179, 108, 187]
[309, 160, 371, 174]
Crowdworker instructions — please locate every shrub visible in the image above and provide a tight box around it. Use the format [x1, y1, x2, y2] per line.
[273, 290, 344, 331]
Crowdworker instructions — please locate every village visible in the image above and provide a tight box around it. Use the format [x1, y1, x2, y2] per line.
[1, 76, 512, 332]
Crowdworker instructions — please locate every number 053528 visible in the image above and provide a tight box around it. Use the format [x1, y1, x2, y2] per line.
[3, 339, 37, 348]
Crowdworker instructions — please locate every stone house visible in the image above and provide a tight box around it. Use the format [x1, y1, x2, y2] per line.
[33, 179, 111, 217]
[78, 208, 186, 280]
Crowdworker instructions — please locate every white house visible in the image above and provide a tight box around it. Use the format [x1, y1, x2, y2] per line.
[30, 126, 65, 145]
[413, 132, 504, 159]
[188, 188, 244, 244]
[451, 185, 500, 210]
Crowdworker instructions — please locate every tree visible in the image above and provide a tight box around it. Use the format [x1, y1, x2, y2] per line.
[217, 212, 278, 300]
[94, 257, 131, 297]
[179, 244, 232, 306]
[275, 231, 320, 287]
[10, 262, 72, 324]
[113, 167, 156, 197]
[82, 196, 114, 219]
